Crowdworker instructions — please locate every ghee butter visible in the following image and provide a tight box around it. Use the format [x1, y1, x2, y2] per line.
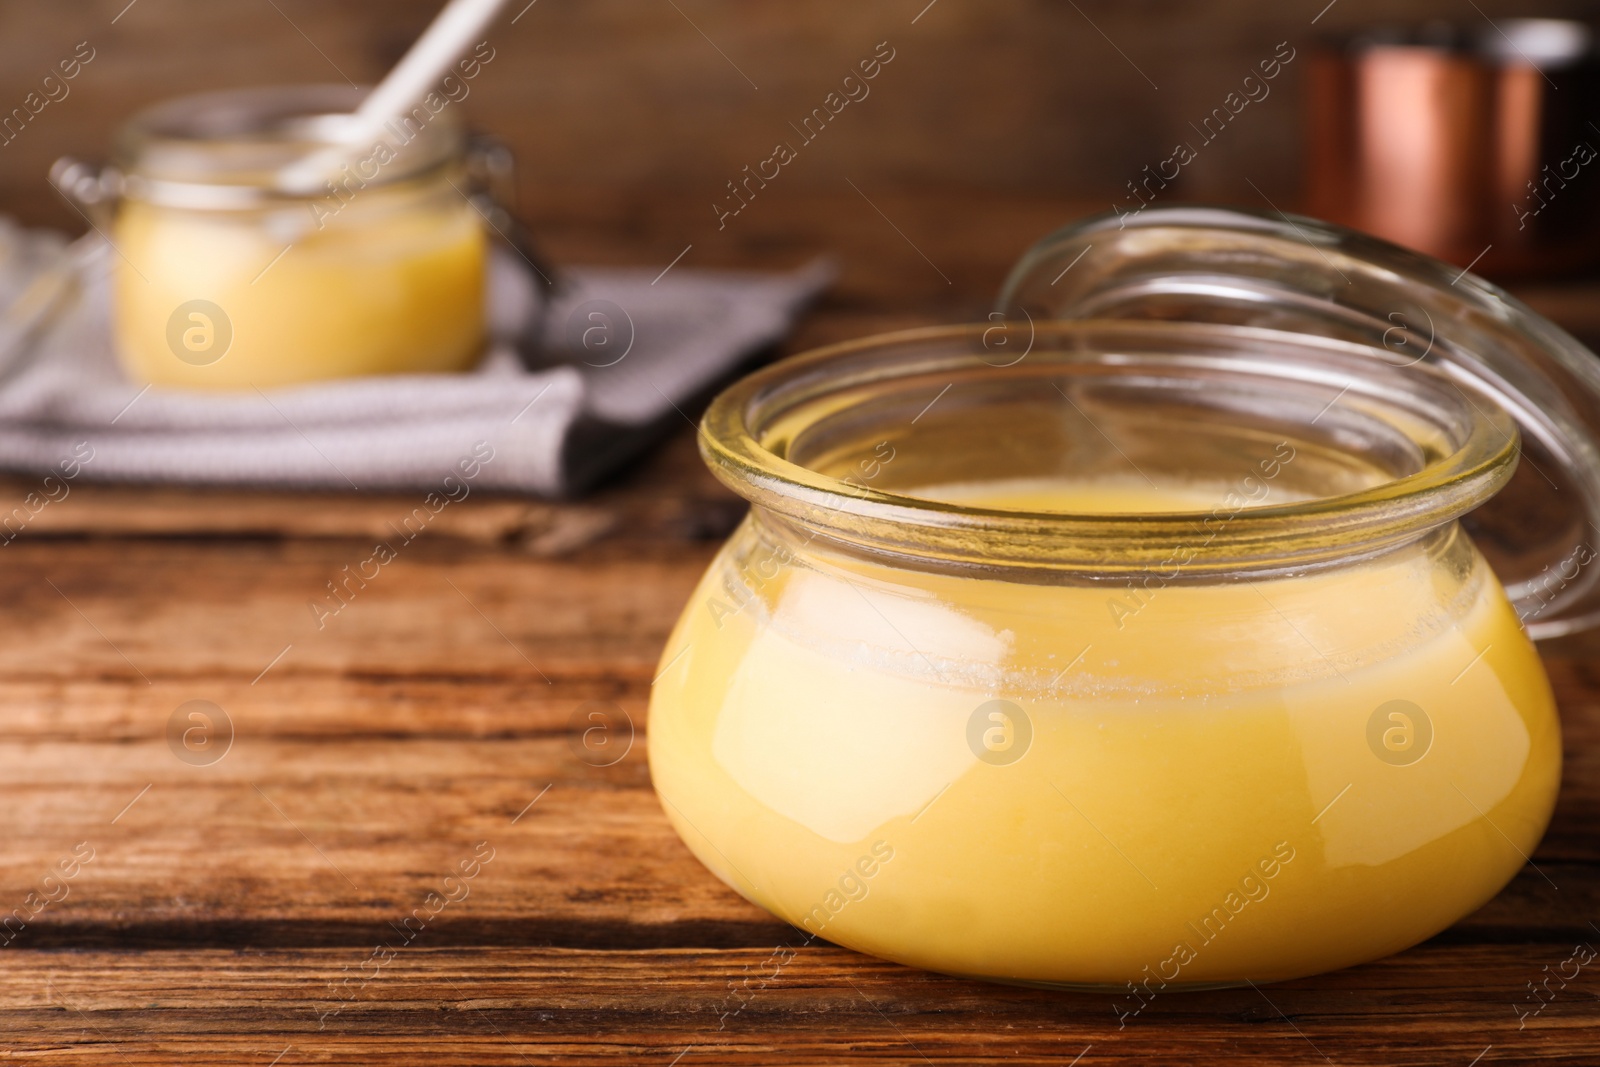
[113, 194, 485, 388]
[649, 479, 1559, 987]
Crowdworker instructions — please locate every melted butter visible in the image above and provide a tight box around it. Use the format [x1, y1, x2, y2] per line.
[112, 193, 485, 388]
[649, 479, 1560, 987]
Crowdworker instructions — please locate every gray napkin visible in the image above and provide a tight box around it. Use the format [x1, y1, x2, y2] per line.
[0, 220, 831, 495]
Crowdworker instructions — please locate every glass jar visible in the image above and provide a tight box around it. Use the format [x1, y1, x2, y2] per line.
[648, 207, 1600, 990]
[52, 86, 502, 389]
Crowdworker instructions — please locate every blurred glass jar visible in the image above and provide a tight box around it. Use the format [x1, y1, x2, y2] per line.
[650, 207, 1600, 989]
[53, 85, 498, 389]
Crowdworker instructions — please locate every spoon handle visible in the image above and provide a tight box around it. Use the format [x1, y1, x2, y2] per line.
[280, 0, 509, 192]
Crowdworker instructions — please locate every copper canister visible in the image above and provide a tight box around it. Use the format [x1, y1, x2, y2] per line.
[1307, 20, 1600, 277]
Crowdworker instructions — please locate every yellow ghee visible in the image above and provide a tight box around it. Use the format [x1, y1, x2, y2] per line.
[112, 193, 486, 389]
[648, 478, 1560, 988]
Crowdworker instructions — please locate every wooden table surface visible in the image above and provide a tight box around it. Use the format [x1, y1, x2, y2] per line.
[4, 191, 1600, 1065]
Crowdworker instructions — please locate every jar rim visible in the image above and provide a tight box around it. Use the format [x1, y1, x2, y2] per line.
[700, 320, 1520, 578]
[111, 85, 464, 208]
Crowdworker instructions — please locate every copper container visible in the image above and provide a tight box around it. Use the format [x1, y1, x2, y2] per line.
[1307, 19, 1600, 277]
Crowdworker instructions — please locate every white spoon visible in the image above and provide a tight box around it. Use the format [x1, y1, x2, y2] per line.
[278, 0, 508, 194]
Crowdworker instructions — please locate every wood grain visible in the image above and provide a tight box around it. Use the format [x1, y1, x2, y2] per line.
[2, 944, 1598, 1066]
[0, 438, 1598, 1061]
[0, 103, 1599, 1059]
[6, 0, 1600, 235]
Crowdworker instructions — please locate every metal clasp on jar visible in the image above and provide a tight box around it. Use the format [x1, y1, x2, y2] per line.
[48, 156, 122, 231]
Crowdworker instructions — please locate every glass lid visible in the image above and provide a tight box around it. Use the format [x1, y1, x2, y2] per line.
[997, 205, 1600, 639]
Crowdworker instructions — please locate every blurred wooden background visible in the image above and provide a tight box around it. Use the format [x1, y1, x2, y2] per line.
[5, 0, 1600, 214]
[4, 0, 1600, 321]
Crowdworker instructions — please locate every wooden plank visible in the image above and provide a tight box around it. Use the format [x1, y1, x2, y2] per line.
[1, 944, 1597, 1064]
[0, 537, 711, 681]
[0, 733, 758, 942]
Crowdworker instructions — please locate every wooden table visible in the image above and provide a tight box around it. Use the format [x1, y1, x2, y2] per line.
[3, 191, 1600, 1065]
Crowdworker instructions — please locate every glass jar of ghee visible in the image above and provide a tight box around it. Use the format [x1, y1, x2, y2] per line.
[53, 85, 492, 389]
[649, 207, 1600, 990]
